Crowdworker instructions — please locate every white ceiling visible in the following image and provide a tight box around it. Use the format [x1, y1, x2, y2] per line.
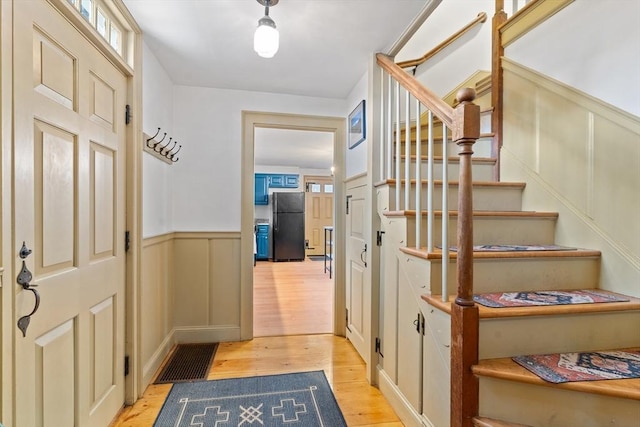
[254, 128, 334, 169]
[122, 0, 429, 169]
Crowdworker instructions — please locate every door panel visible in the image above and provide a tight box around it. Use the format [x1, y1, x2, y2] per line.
[34, 120, 76, 274]
[35, 319, 76, 426]
[13, 1, 127, 425]
[345, 183, 369, 363]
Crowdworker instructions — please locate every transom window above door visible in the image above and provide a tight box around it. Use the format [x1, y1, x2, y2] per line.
[67, 0, 126, 57]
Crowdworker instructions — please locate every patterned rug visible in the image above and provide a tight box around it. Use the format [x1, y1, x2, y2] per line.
[473, 289, 629, 308]
[513, 350, 640, 383]
[153, 370, 347, 426]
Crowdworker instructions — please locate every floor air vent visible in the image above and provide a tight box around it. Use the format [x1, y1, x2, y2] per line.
[154, 343, 218, 384]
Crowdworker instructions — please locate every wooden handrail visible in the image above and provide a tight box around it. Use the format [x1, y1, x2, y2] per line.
[396, 12, 487, 69]
[376, 53, 454, 126]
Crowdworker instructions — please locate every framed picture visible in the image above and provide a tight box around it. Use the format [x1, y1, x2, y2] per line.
[348, 100, 366, 149]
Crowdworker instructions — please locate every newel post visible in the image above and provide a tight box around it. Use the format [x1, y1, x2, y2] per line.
[451, 88, 480, 427]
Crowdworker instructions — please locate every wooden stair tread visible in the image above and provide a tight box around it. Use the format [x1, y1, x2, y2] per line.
[471, 350, 640, 400]
[401, 246, 600, 260]
[383, 210, 558, 218]
[374, 179, 526, 188]
[398, 155, 496, 164]
[473, 417, 533, 427]
[422, 292, 640, 318]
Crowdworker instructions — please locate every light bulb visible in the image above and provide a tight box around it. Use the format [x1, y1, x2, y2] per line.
[254, 15, 279, 58]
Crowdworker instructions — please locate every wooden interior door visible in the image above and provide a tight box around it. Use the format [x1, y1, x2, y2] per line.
[304, 175, 334, 257]
[13, 1, 127, 424]
[345, 183, 370, 366]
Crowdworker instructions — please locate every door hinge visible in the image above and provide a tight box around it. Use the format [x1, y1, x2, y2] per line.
[125, 231, 130, 252]
[125, 104, 131, 125]
[346, 195, 352, 214]
[376, 230, 385, 246]
[414, 312, 425, 336]
[375, 337, 384, 357]
[345, 308, 351, 332]
[124, 355, 129, 376]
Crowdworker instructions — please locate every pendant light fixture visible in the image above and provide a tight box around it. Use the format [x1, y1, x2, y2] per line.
[254, 0, 279, 58]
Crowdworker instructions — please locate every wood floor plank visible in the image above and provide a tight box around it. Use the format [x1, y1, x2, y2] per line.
[253, 258, 334, 336]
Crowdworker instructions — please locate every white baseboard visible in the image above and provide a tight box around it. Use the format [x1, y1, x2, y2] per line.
[377, 367, 425, 427]
[141, 331, 175, 390]
[172, 325, 241, 344]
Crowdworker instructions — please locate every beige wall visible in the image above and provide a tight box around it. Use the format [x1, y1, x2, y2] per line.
[501, 58, 640, 297]
[139, 232, 241, 388]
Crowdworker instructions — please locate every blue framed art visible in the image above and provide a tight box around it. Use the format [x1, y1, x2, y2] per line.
[348, 100, 366, 149]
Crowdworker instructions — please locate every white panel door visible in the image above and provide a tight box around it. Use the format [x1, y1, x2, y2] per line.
[345, 183, 370, 364]
[13, 1, 127, 425]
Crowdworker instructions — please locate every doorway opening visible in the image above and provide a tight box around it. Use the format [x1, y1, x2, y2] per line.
[252, 128, 335, 337]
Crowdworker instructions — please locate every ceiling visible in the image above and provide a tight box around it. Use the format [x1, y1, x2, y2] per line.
[122, 0, 429, 169]
[254, 128, 334, 169]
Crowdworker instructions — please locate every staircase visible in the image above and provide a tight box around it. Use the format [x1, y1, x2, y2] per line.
[375, 93, 640, 426]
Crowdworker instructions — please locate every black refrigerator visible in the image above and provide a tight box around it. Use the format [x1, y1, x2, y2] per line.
[272, 192, 305, 261]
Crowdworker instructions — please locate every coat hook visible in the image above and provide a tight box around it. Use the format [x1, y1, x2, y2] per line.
[151, 132, 167, 149]
[155, 137, 172, 153]
[147, 127, 161, 142]
[168, 145, 182, 159]
[161, 140, 177, 156]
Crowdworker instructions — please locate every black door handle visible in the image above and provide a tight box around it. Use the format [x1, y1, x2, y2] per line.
[16, 242, 40, 337]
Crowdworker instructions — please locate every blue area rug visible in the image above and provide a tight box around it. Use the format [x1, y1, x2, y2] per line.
[153, 370, 347, 427]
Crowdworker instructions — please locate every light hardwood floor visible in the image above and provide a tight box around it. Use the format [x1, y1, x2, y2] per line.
[111, 259, 402, 426]
[254, 258, 333, 336]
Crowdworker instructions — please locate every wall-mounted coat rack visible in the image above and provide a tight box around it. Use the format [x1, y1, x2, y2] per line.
[143, 127, 182, 164]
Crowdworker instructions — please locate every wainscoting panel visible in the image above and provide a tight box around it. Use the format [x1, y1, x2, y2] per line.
[502, 58, 640, 295]
[140, 232, 242, 387]
[172, 232, 242, 333]
[141, 234, 174, 385]
[208, 237, 241, 326]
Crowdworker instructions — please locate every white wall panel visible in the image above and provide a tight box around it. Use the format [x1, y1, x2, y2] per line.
[142, 41, 175, 237]
[171, 85, 345, 231]
[506, 1, 640, 116]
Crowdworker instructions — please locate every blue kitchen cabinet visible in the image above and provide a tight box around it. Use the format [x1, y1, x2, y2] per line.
[269, 174, 299, 188]
[255, 174, 269, 205]
[256, 224, 269, 260]
[269, 174, 284, 187]
[284, 174, 299, 188]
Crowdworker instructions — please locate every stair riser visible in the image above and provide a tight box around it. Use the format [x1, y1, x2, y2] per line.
[396, 137, 493, 158]
[479, 311, 640, 358]
[380, 184, 524, 212]
[478, 378, 640, 427]
[403, 215, 557, 247]
[424, 257, 601, 294]
[398, 159, 496, 182]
